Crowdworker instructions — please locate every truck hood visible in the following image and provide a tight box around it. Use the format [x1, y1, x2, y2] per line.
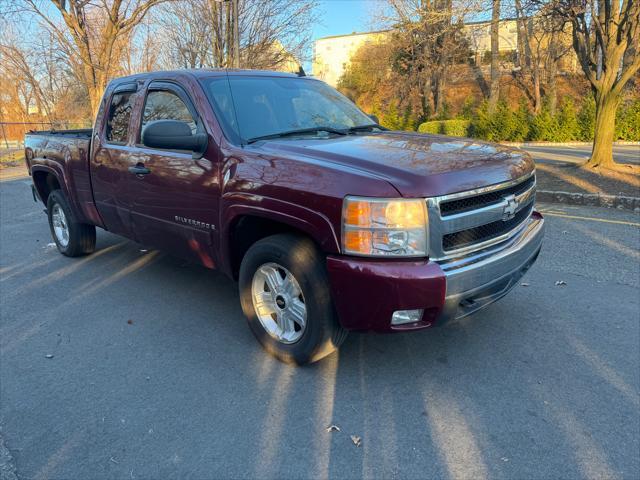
[256, 132, 535, 197]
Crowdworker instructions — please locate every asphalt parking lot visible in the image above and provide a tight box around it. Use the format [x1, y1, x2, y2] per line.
[522, 144, 639, 166]
[1, 177, 639, 479]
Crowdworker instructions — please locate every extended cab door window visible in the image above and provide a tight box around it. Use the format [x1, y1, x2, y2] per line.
[140, 90, 197, 140]
[105, 90, 136, 144]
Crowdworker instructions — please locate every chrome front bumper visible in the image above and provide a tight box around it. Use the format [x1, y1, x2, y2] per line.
[436, 213, 544, 323]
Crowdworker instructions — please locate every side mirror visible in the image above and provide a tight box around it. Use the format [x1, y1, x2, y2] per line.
[368, 114, 380, 125]
[142, 120, 208, 156]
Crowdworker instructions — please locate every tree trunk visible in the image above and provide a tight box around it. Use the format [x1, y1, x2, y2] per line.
[232, 0, 240, 68]
[546, 60, 558, 114]
[488, 0, 500, 112]
[532, 68, 541, 113]
[546, 31, 559, 114]
[226, 1, 232, 67]
[587, 92, 619, 169]
[432, 71, 445, 117]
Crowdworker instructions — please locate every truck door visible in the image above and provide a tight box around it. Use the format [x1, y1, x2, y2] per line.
[90, 83, 138, 237]
[128, 81, 219, 268]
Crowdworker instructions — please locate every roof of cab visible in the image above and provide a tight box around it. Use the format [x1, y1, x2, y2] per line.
[111, 68, 305, 85]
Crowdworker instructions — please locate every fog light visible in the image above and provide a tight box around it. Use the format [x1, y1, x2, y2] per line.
[391, 309, 424, 325]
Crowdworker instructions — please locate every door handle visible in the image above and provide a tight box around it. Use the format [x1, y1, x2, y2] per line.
[128, 165, 151, 176]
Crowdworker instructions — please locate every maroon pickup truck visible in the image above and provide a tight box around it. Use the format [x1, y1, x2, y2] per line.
[25, 69, 544, 364]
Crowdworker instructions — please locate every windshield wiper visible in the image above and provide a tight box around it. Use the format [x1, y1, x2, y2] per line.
[345, 124, 386, 134]
[246, 127, 347, 144]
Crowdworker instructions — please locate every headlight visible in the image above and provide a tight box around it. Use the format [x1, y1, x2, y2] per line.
[342, 196, 428, 257]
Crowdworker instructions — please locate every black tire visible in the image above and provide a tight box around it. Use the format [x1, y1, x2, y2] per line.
[239, 234, 347, 365]
[47, 189, 96, 257]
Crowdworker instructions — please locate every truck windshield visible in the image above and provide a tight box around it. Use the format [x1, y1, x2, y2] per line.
[200, 76, 378, 145]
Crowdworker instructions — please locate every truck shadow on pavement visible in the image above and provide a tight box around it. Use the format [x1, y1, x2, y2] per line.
[2, 225, 638, 479]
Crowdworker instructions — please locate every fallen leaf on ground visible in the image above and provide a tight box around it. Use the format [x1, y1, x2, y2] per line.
[555, 280, 567, 286]
[350, 435, 362, 447]
[326, 425, 340, 432]
[127, 320, 133, 325]
[45, 354, 54, 359]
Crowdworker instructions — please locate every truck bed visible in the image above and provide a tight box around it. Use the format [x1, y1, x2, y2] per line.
[24, 129, 92, 166]
[24, 129, 97, 226]
[28, 128, 93, 138]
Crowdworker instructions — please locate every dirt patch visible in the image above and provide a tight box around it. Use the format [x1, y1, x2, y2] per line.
[536, 163, 640, 197]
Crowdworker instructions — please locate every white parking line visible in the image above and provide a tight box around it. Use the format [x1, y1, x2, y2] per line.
[539, 210, 640, 227]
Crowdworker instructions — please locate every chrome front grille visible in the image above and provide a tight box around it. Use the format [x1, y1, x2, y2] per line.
[427, 173, 536, 260]
[439, 175, 535, 217]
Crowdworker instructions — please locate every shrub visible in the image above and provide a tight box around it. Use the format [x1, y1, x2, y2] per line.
[491, 101, 520, 140]
[469, 100, 523, 141]
[460, 96, 475, 120]
[418, 119, 471, 137]
[578, 96, 595, 141]
[378, 102, 422, 131]
[554, 99, 581, 142]
[616, 99, 640, 141]
[511, 100, 532, 142]
[529, 106, 560, 141]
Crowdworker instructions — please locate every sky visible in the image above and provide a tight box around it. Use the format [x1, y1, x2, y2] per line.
[306, 0, 385, 72]
[312, 0, 382, 40]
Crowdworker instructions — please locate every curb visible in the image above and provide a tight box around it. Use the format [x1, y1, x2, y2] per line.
[537, 190, 640, 212]
[504, 141, 640, 147]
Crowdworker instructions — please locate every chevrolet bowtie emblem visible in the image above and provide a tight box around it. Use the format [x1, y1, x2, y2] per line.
[502, 194, 519, 220]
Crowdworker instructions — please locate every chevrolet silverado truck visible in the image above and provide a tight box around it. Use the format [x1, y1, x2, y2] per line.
[24, 69, 544, 364]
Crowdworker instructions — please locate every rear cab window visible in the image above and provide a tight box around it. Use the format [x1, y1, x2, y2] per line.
[105, 89, 136, 144]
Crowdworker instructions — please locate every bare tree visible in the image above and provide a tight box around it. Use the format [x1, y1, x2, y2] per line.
[383, 0, 476, 118]
[157, 0, 317, 71]
[545, 0, 640, 169]
[20, 0, 170, 117]
[512, 0, 571, 113]
[157, 0, 212, 68]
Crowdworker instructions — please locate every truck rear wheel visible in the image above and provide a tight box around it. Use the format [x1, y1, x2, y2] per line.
[47, 190, 96, 257]
[239, 234, 347, 365]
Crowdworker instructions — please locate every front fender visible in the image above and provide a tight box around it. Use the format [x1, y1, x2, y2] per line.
[220, 192, 341, 274]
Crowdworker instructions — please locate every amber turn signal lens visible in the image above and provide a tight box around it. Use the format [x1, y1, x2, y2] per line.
[344, 230, 372, 254]
[344, 200, 371, 227]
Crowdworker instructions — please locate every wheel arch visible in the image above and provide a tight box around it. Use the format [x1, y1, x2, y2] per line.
[222, 204, 340, 280]
[32, 168, 62, 206]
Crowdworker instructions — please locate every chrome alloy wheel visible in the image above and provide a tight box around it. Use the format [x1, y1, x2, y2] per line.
[51, 203, 70, 247]
[251, 262, 307, 344]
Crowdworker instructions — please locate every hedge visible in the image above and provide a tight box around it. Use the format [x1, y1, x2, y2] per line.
[467, 98, 640, 142]
[414, 98, 640, 142]
[418, 119, 471, 137]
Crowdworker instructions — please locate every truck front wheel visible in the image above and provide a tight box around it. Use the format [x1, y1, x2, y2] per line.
[239, 234, 347, 365]
[47, 190, 96, 257]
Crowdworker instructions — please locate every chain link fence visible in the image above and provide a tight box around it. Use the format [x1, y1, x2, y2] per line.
[0, 121, 92, 165]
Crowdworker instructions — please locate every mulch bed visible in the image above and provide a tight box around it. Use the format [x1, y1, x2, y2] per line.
[536, 162, 640, 198]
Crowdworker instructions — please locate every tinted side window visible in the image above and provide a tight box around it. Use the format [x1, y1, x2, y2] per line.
[106, 92, 135, 143]
[141, 90, 196, 135]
